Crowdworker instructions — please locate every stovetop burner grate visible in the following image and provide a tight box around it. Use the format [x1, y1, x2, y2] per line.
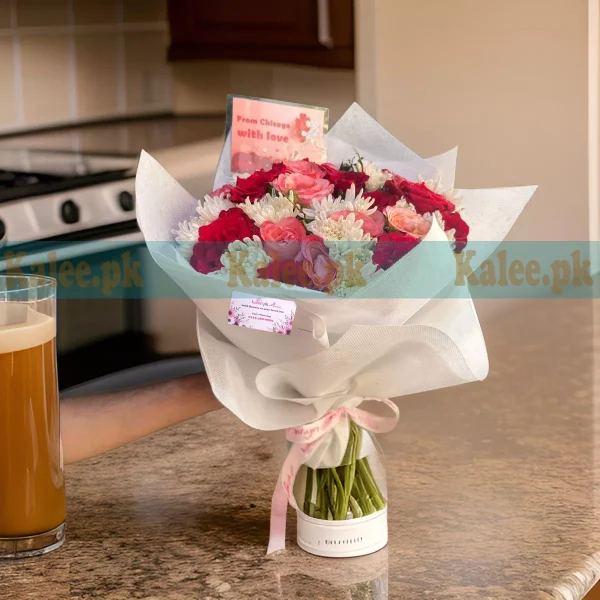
[0, 168, 132, 203]
[0, 150, 136, 203]
[0, 169, 64, 190]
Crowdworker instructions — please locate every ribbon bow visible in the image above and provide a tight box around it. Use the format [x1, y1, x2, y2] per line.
[267, 397, 399, 554]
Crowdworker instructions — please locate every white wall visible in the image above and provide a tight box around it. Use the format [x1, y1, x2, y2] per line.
[356, 0, 591, 242]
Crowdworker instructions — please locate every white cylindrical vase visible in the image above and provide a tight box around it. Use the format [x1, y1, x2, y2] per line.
[296, 507, 388, 558]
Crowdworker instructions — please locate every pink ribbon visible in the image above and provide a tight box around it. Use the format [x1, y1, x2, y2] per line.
[267, 397, 400, 554]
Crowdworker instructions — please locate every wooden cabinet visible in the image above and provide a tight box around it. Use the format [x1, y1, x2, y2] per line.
[167, 0, 354, 68]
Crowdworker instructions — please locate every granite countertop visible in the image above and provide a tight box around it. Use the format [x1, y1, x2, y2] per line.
[1, 299, 598, 600]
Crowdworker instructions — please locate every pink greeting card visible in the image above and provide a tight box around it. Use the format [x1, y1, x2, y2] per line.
[227, 95, 328, 173]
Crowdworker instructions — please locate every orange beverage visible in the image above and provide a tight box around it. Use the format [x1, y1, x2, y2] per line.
[0, 276, 65, 558]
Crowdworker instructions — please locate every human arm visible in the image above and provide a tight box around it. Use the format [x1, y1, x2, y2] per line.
[60, 373, 221, 465]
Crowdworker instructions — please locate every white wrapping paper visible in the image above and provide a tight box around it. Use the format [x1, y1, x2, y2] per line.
[135, 103, 536, 469]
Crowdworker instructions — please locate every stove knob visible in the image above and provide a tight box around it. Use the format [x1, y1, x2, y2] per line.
[118, 191, 135, 212]
[61, 200, 80, 225]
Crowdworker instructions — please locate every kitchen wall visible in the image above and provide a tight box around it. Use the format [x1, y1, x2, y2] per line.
[0, 0, 356, 137]
[0, 0, 172, 134]
[355, 0, 592, 243]
[172, 60, 356, 125]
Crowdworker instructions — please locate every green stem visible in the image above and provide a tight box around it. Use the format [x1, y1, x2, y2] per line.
[324, 471, 336, 520]
[302, 420, 387, 521]
[304, 467, 314, 516]
[318, 470, 328, 519]
[352, 474, 375, 515]
[341, 421, 361, 519]
[348, 495, 363, 518]
[356, 458, 386, 511]
[330, 467, 345, 519]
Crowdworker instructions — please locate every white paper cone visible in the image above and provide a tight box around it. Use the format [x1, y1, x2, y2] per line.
[135, 103, 536, 469]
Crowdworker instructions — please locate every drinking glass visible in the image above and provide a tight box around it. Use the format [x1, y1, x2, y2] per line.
[0, 275, 66, 558]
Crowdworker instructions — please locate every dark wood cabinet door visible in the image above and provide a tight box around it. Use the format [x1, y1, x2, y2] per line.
[168, 0, 354, 68]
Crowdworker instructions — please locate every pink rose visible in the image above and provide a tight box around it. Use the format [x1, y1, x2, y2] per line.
[264, 241, 301, 262]
[329, 210, 385, 238]
[385, 206, 432, 238]
[284, 159, 325, 178]
[273, 173, 334, 206]
[260, 217, 306, 242]
[300, 236, 337, 290]
[261, 217, 306, 261]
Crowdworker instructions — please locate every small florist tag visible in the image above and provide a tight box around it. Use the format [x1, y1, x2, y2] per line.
[226, 95, 328, 174]
[228, 292, 296, 335]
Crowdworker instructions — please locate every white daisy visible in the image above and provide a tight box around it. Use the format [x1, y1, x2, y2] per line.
[240, 191, 301, 226]
[307, 213, 371, 242]
[196, 193, 235, 226]
[356, 161, 391, 192]
[307, 185, 377, 220]
[172, 217, 202, 259]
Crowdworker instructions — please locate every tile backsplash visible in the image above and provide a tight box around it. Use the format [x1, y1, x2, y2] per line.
[0, 0, 172, 133]
[0, 0, 356, 138]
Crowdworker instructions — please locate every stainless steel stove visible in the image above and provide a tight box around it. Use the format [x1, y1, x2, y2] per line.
[0, 115, 225, 388]
[0, 149, 138, 248]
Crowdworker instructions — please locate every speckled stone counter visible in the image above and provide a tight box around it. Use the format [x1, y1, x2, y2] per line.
[1, 299, 599, 600]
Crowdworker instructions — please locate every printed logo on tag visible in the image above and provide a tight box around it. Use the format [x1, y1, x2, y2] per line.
[228, 292, 297, 335]
[226, 95, 328, 173]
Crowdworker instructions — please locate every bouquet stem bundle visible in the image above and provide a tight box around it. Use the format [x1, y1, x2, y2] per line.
[302, 420, 386, 521]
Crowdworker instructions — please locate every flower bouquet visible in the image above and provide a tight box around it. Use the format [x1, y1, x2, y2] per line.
[135, 102, 536, 557]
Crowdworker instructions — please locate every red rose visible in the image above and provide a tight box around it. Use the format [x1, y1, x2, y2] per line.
[384, 174, 455, 214]
[190, 241, 227, 274]
[363, 190, 400, 212]
[210, 184, 245, 202]
[233, 163, 286, 202]
[320, 163, 342, 178]
[198, 208, 259, 242]
[325, 169, 369, 195]
[442, 211, 470, 250]
[212, 163, 286, 203]
[373, 232, 420, 271]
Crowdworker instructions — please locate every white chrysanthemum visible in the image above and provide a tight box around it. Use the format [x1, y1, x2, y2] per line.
[419, 176, 463, 206]
[391, 196, 417, 212]
[196, 193, 235, 226]
[390, 199, 435, 223]
[240, 191, 301, 226]
[219, 236, 272, 281]
[307, 213, 371, 241]
[356, 161, 391, 192]
[172, 217, 202, 259]
[307, 186, 377, 220]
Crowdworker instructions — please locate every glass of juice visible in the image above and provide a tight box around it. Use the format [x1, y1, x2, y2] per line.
[0, 275, 65, 558]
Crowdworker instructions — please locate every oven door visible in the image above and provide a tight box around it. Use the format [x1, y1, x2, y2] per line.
[0, 225, 197, 389]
